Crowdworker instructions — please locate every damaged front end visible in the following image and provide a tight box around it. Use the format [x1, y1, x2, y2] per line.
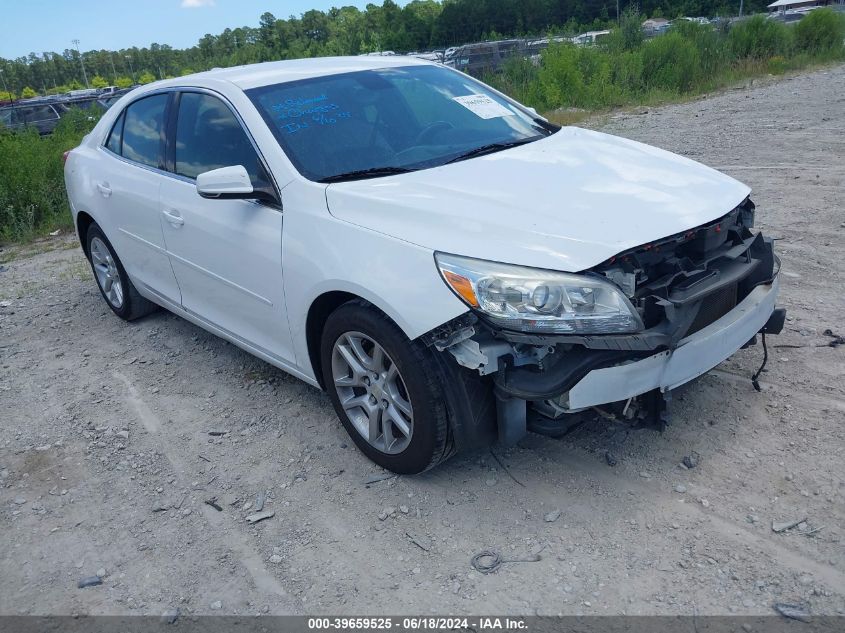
[427, 198, 785, 446]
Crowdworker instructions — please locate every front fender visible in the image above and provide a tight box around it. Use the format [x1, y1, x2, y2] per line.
[281, 180, 468, 380]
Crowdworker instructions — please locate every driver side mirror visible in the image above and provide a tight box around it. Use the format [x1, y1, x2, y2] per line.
[196, 165, 278, 205]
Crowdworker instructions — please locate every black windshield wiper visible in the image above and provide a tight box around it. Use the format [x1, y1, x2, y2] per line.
[318, 166, 414, 183]
[445, 136, 541, 165]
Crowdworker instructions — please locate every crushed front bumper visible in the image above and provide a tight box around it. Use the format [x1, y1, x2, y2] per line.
[426, 205, 786, 445]
[565, 276, 779, 409]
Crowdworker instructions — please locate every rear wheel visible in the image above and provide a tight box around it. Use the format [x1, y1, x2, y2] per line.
[86, 223, 157, 321]
[321, 301, 451, 474]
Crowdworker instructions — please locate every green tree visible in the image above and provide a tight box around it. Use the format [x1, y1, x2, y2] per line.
[138, 71, 156, 84]
[114, 76, 133, 88]
[21, 86, 38, 98]
[91, 75, 109, 88]
[619, 6, 644, 51]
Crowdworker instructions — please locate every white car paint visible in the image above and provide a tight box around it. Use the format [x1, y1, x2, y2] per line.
[567, 278, 779, 409]
[326, 127, 750, 272]
[64, 55, 756, 390]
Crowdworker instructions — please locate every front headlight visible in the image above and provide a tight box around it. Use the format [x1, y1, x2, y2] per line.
[436, 253, 643, 334]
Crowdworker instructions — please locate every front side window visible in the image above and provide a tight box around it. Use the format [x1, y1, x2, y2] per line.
[174, 92, 263, 181]
[247, 64, 554, 182]
[121, 94, 168, 169]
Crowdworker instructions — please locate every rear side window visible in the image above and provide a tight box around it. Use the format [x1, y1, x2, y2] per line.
[106, 111, 124, 154]
[121, 94, 168, 169]
[174, 92, 262, 181]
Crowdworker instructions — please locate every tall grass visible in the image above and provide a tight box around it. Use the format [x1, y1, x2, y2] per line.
[489, 9, 845, 114]
[0, 108, 98, 242]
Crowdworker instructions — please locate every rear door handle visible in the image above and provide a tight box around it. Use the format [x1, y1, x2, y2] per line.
[162, 209, 185, 227]
[96, 182, 112, 197]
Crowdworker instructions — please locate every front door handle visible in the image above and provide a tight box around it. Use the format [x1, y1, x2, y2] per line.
[162, 209, 185, 227]
[96, 182, 112, 197]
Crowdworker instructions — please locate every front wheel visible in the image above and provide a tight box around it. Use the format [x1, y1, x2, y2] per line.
[320, 301, 452, 474]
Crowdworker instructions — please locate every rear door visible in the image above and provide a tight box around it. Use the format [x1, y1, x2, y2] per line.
[158, 90, 294, 363]
[96, 93, 182, 303]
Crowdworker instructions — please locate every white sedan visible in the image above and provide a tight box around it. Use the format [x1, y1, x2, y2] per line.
[64, 56, 784, 473]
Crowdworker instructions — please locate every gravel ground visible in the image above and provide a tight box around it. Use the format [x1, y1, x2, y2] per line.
[1, 64, 843, 618]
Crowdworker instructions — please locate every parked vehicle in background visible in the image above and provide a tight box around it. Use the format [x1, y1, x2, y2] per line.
[63, 98, 105, 112]
[64, 57, 785, 473]
[0, 102, 68, 135]
[66, 88, 100, 99]
[571, 30, 611, 46]
[445, 39, 527, 74]
[409, 51, 444, 62]
[97, 95, 123, 110]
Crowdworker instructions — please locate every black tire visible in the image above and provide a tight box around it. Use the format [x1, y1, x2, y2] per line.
[86, 223, 158, 321]
[320, 300, 451, 474]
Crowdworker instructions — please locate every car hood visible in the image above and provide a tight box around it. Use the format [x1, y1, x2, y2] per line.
[325, 127, 751, 272]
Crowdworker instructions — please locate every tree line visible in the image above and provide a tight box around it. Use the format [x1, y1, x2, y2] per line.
[2, 0, 769, 98]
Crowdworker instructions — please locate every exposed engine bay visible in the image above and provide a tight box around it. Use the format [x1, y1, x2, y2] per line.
[424, 198, 786, 445]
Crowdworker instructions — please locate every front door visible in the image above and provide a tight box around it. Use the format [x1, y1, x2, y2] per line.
[158, 91, 294, 364]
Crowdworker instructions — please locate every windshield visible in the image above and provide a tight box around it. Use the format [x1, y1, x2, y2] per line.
[246, 64, 555, 182]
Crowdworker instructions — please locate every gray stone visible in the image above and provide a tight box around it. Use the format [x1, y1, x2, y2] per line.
[773, 603, 811, 623]
[544, 509, 561, 523]
[772, 517, 805, 533]
[245, 510, 274, 524]
[682, 452, 700, 469]
[161, 608, 180, 625]
[77, 576, 103, 589]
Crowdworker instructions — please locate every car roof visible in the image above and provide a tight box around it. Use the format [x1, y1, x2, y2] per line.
[143, 55, 434, 92]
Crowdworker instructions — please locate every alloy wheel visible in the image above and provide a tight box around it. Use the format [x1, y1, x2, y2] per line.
[90, 237, 124, 308]
[331, 331, 414, 454]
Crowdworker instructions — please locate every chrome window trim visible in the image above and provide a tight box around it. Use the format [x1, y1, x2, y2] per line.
[98, 86, 282, 210]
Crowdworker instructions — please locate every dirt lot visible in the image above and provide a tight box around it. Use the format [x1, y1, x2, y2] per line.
[1, 64, 844, 618]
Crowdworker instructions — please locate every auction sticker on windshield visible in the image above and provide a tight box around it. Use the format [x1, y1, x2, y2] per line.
[452, 94, 515, 119]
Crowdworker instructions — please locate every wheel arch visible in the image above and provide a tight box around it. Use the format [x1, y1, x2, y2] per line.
[307, 288, 500, 456]
[75, 210, 96, 259]
[306, 290, 418, 390]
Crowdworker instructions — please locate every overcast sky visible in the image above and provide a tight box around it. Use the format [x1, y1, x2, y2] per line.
[2, 0, 404, 59]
